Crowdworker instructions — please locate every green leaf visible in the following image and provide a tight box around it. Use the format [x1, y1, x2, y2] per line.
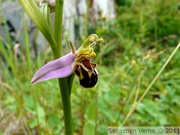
[18, 0, 57, 52]
[143, 99, 159, 118]
[136, 102, 146, 115]
[29, 117, 38, 128]
[104, 44, 115, 55]
[85, 101, 96, 121]
[40, 3, 51, 26]
[83, 122, 95, 135]
[24, 95, 45, 118]
[158, 113, 168, 125]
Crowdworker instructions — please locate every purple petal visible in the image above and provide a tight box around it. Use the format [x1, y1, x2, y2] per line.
[31, 64, 73, 84]
[31, 52, 76, 84]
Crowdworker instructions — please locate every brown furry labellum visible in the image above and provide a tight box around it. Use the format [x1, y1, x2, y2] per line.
[74, 59, 98, 88]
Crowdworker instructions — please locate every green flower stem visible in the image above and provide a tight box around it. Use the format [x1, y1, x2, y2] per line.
[54, 0, 73, 134]
[58, 78, 73, 135]
[67, 73, 75, 95]
[54, 0, 64, 58]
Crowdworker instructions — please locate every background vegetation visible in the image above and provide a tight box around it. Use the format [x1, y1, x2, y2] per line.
[0, 0, 180, 134]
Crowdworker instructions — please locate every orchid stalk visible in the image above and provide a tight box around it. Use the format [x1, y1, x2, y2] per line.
[18, 0, 104, 134]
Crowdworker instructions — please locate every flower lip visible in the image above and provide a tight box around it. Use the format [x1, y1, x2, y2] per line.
[80, 68, 98, 88]
[73, 58, 98, 88]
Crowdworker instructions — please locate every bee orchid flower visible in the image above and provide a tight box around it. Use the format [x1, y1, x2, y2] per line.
[31, 34, 104, 88]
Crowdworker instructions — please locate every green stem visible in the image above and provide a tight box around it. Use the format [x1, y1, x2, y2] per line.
[58, 78, 73, 135]
[54, 0, 64, 58]
[54, 0, 73, 134]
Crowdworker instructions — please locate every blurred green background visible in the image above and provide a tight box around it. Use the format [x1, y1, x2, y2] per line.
[0, 0, 180, 134]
